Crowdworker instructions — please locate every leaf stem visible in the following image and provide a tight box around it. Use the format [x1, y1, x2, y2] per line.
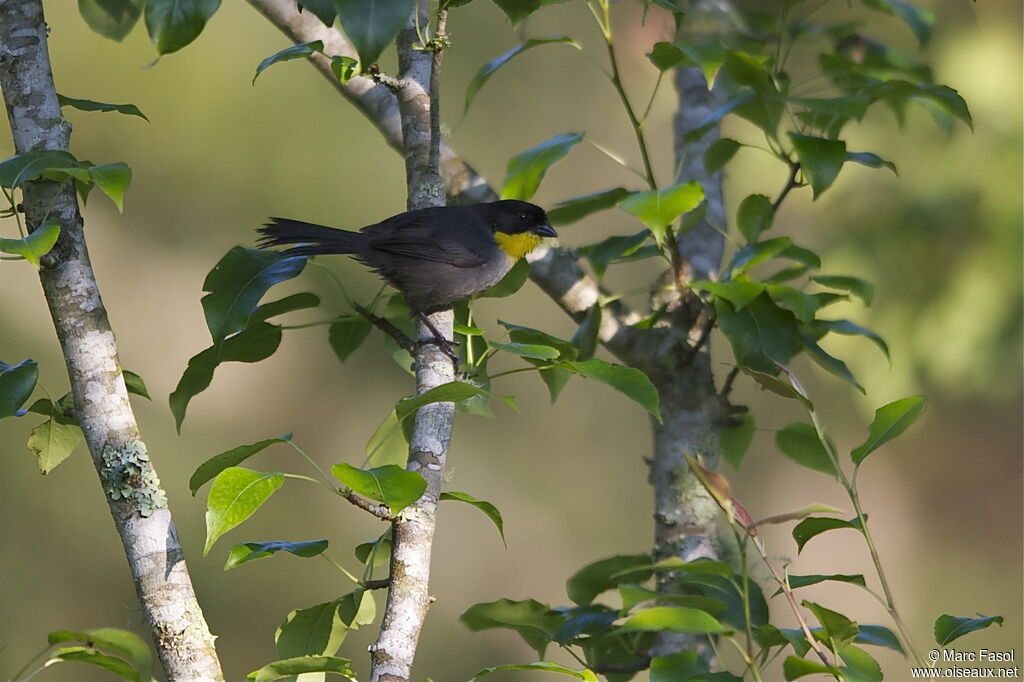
[286, 441, 335, 490]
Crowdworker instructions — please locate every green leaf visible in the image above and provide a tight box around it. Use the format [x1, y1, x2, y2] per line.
[201, 246, 306, 344]
[331, 463, 426, 515]
[28, 410, 83, 475]
[225, 539, 328, 570]
[246, 656, 355, 682]
[0, 359, 39, 419]
[364, 409, 409, 468]
[767, 285, 819, 323]
[692, 280, 764, 311]
[802, 337, 865, 393]
[721, 413, 754, 469]
[204, 467, 285, 555]
[839, 644, 882, 682]
[548, 188, 630, 226]
[562, 358, 661, 423]
[120, 370, 151, 400]
[490, 0, 560, 26]
[789, 133, 847, 198]
[704, 138, 742, 174]
[48, 647, 141, 682]
[803, 600, 859, 649]
[774, 574, 866, 596]
[190, 436, 292, 493]
[740, 368, 814, 410]
[329, 55, 359, 83]
[489, 341, 560, 360]
[465, 36, 578, 116]
[724, 237, 793, 276]
[253, 40, 324, 84]
[619, 606, 728, 635]
[812, 276, 874, 306]
[88, 163, 131, 212]
[334, 0, 413, 67]
[170, 322, 283, 431]
[570, 304, 601, 362]
[685, 92, 753, 142]
[0, 220, 60, 268]
[77, 0, 143, 41]
[934, 614, 1004, 645]
[845, 151, 897, 174]
[0, 149, 81, 188]
[566, 554, 652, 606]
[440, 491, 506, 546]
[501, 132, 584, 201]
[814, 319, 889, 360]
[396, 381, 482, 419]
[329, 315, 372, 362]
[460, 598, 563, 657]
[47, 628, 151, 682]
[861, 0, 934, 46]
[58, 94, 148, 121]
[650, 652, 716, 682]
[674, 571, 768, 630]
[298, 0, 336, 25]
[855, 624, 904, 653]
[792, 516, 863, 553]
[851, 396, 926, 465]
[471, 662, 596, 681]
[276, 600, 346, 659]
[776, 422, 839, 478]
[782, 655, 836, 680]
[716, 294, 803, 375]
[737, 193, 774, 243]
[251, 292, 320, 323]
[577, 230, 650, 279]
[618, 181, 703, 249]
[718, 52, 784, 138]
[144, 0, 221, 55]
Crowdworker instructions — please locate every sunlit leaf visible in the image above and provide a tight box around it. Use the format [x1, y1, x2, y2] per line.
[47, 628, 150, 682]
[851, 396, 926, 465]
[619, 606, 728, 634]
[204, 467, 285, 555]
[618, 181, 703, 249]
[501, 132, 584, 201]
[0, 220, 60, 268]
[245, 655, 355, 682]
[28, 409, 83, 475]
[331, 463, 426, 515]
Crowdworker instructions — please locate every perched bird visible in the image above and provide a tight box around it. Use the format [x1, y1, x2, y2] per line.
[256, 200, 556, 354]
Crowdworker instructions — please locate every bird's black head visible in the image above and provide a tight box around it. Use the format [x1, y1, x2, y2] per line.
[486, 200, 557, 238]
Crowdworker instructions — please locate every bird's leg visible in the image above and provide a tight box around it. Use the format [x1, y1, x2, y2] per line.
[353, 303, 415, 354]
[416, 312, 460, 365]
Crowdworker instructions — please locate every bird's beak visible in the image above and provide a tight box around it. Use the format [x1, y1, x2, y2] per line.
[535, 223, 557, 238]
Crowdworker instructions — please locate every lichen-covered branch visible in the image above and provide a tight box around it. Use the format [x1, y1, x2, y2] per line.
[368, 5, 451, 682]
[0, 4, 223, 681]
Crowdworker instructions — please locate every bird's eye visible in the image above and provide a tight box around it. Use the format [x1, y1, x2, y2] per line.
[519, 213, 527, 219]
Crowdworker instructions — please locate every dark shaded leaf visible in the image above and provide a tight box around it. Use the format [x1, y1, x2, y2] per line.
[297, 0, 336, 25]
[201, 247, 306, 344]
[570, 303, 601, 361]
[704, 138, 742, 174]
[803, 600, 858, 649]
[253, 41, 324, 84]
[477, 257, 530, 298]
[782, 655, 836, 680]
[789, 133, 847, 198]
[78, 0, 142, 41]
[812, 275, 874, 306]
[793, 516, 864, 553]
[144, 0, 221, 55]
[190, 435, 292, 495]
[465, 36, 578, 116]
[470, 662, 594, 681]
[721, 413, 754, 469]
[814, 319, 889, 359]
[934, 614, 1004, 645]
[861, 0, 934, 46]
[724, 237, 793, 275]
[566, 554, 652, 606]
[225, 539, 328, 570]
[577, 230, 650, 278]
[0, 359, 38, 419]
[846, 151, 897, 174]
[562, 358, 660, 422]
[774, 573, 866, 596]
[440, 491, 506, 546]
[802, 337, 865, 393]
[716, 294, 803, 375]
[48, 647, 140, 682]
[329, 315, 372, 362]
[692, 280, 763, 310]
[121, 370, 151, 400]
[737, 193, 773, 242]
[333, 0, 412, 67]
[776, 422, 839, 478]
[855, 624, 904, 653]
[58, 94, 148, 121]
[548, 187, 630, 226]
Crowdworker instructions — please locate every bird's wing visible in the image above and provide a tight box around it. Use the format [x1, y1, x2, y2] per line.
[365, 216, 492, 268]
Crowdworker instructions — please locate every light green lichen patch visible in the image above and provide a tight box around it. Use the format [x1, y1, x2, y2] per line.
[100, 441, 167, 517]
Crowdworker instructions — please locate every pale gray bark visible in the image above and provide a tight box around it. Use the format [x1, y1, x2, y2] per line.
[368, 5, 451, 682]
[0, 3, 223, 681]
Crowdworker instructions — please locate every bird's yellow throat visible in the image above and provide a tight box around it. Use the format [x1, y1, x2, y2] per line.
[494, 231, 544, 260]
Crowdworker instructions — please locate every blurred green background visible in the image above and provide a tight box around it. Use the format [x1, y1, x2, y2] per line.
[1, 1, 1020, 680]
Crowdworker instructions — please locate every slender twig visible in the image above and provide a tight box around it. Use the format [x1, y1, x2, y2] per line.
[719, 366, 741, 400]
[341, 491, 392, 520]
[364, 578, 392, 590]
[771, 159, 802, 213]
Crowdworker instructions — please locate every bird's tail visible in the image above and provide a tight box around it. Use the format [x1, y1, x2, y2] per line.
[257, 218, 365, 257]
